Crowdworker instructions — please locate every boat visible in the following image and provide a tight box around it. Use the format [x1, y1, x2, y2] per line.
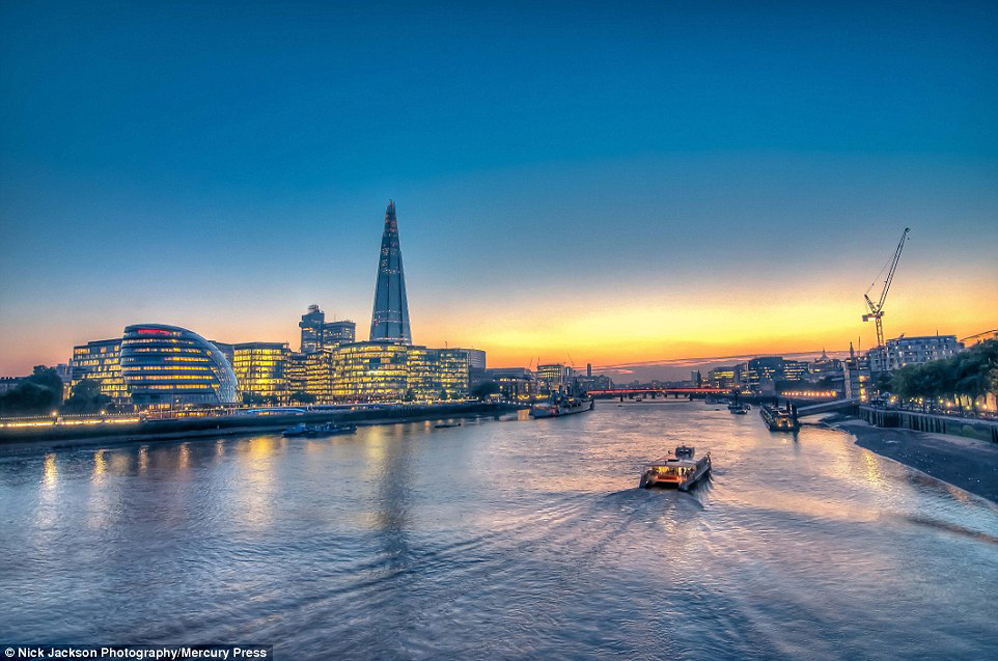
[640, 445, 711, 491]
[728, 401, 750, 414]
[760, 405, 799, 431]
[283, 422, 357, 437]
[434, 422, 461, 429]
[529, 396, 595, 418]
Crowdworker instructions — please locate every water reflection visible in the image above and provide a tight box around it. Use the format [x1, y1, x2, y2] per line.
[0, 406, 996, 660]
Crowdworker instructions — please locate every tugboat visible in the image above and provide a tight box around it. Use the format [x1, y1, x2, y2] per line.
[283, 422, 357, 437]
[529, 395, 595, 418]
[640, 446, 711, 491]
[760, 405, 799, 431]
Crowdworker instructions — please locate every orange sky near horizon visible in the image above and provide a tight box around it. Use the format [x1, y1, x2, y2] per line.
[1, 269, 993, 377]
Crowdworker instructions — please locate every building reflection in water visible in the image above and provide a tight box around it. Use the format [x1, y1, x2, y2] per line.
[367, 424, 416, 570]
[233, 436, 277, 531]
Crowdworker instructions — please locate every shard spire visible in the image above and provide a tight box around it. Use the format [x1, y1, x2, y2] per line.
[370, 200, 412, 343]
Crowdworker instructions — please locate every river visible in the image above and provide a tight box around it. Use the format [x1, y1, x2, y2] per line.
[1, 402, 996, 660]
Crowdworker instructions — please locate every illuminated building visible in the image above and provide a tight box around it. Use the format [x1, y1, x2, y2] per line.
[305, 349, 336, 404]
[483, 368, 536, 401]
[844, 353, 872, 402]
[708, 365, 742, 389]
[233, 342, 289, 403]
[456, 349, 486, 370]
[536, 364, 568, 393]
[286, 352, 309, 399]
[209, 341, 234, 369]
[305, 342, 471, 403]
[410, 347, 470, 401]
[870, 335, 964, 372]
[70, 338, 129, 404]
[300, 305, 325, 353]
[300, 305, 357, 354]
[323, 320, 356, 347]
[370, 200, 412, 343]
[119, 324, 239, 407]
[331, 341, 410, 402]
[782, 360, 809, 381]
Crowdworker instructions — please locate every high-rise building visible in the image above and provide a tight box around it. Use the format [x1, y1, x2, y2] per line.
[119, 324, 239, 408]
[370, 200, 412, 343]
[70, 338, 129, 404]
[299, 305, 325, 354]
[299, 305, 356, 353]
[323, 320, 356, 347]
[233, 342, 289, 403]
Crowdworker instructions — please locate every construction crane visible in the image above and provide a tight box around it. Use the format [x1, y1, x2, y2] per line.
[863, 227, 910, 359]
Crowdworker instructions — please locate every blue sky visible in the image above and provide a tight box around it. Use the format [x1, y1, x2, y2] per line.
[1, 0, 996, 376]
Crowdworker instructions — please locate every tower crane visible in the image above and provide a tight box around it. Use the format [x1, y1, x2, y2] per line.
[863, 227, 910, 362]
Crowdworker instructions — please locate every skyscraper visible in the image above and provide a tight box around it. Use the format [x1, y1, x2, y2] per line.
[370, 200, 412, 343]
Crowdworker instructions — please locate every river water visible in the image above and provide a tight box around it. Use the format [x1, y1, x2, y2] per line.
[1, 402, 997, 660]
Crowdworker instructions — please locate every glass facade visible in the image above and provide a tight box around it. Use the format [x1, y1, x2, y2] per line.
[286, 352, 309, 398]
[300, 305, 357, 354]
[233, 342, 289, 402]
[370, 201, 412, 343]
[120, 324, 238, 407]
[300, 305, 325, 354]
[331, 342, 410, 402]
[70, 338, 129, 403]
[323, 320, 356, 347]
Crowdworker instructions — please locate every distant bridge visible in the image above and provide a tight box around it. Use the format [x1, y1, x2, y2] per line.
[588, 388, 732, 400]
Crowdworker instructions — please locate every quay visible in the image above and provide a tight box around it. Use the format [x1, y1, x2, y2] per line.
[0, 402, 520, 450]
[859, 405, 998, 444]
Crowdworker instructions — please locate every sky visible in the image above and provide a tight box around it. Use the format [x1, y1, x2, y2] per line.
[1, 0, 996, 379]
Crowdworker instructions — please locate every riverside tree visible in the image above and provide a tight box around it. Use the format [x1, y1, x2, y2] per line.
[891, 339, 998, 413]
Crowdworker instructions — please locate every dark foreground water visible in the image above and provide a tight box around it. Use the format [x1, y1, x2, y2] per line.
[2, 403, 997, 660]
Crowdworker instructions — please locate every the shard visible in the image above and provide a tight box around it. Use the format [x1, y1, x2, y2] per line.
[369, 200, 412, 343]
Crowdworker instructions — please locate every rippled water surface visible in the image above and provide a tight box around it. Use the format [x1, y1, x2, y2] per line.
[2, 403, 997, 660]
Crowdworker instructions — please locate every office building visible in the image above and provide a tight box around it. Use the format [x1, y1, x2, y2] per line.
[323, 320, 356, 347]
[370, 200, 412, 343]
[70, 338, 129, 404]
[119, 324, 239, 407]
[536, 364, 568, 392]
[330, 341, 411, 402]
[299, 305, 325, 354]
[286, 352, 309, 398]
[299, 305, 357, 353]
[233, 342, 289, 403]
[708, 365, 743, 389]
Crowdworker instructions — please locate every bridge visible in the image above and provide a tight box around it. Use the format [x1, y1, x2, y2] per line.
[587, 388, 732, 400]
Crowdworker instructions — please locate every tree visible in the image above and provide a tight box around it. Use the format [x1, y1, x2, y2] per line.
[0, 365, 64, 415]
[290, 391, 316, 405]
[62, 379, 114, 413]
[471, 381, 501, 400]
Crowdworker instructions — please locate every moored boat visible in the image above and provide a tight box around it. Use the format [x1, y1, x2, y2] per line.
[640, 445, 711, 491]
[760, 405, 799, 431]
[529, 396, 594, 418]
[283, 422, 357, 437]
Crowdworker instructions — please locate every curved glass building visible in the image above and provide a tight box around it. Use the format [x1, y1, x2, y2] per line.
[120, 324, 239, 407]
